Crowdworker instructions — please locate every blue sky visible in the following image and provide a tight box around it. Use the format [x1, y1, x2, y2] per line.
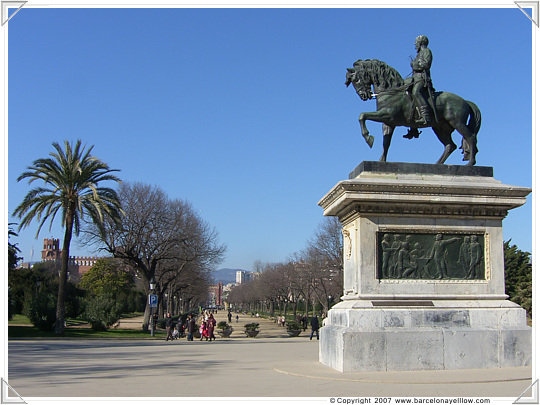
[4, 3, 535, 272]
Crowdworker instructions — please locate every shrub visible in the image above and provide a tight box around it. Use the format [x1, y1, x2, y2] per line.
[504, 240, 532, 318]
[156, 317, 167, 329]
[115, 290, 146, 314]
[23, 291, 57, 331]
[217, 321, 231, 330]
[84, 294, 123, 331]
[286, 321, 302, 331]
[244, 322, 259, 331]
[8, 287, 16, 321]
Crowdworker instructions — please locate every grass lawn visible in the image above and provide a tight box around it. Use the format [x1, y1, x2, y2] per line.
[8, 326, 162, 339]
[8, 313, 162, 339]
[8, 314, 33, 326]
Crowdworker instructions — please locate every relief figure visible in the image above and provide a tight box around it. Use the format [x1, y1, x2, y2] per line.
[467, 235, 483, 279]
[380, 234, 394, 278]
[389, 234, 403, 278]
[426, 233, 461, 279]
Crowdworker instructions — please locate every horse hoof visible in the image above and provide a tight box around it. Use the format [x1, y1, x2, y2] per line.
[366, 135, 374, 148]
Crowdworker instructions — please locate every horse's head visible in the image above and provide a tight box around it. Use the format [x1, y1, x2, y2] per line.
[345, 65, 372, 101]
[345, 67, 356, 87]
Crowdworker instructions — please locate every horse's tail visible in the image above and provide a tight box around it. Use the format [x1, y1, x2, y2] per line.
[466, 100, 481, 137]
[459, 100, 481, 161]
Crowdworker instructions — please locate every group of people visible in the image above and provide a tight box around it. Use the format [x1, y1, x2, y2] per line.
[163, 310, 321, 342]
[198, 311, 217, 341]
[164, 310, 217, 342]
[276, 315, 286, 327]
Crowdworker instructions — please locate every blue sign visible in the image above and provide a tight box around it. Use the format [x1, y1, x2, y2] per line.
[149, 294, 158, 308]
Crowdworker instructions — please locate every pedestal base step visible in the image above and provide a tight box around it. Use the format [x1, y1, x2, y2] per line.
[320, 325, 531, 372]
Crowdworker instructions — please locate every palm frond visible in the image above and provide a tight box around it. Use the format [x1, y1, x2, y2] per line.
[13, 139, 122, 238]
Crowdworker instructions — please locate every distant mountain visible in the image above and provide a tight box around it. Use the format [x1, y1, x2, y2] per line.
[212, 268, 249, 284]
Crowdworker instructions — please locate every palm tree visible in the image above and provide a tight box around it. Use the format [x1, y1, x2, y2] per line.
[13, 140, 122, 334]
[8, 223, 21, 270]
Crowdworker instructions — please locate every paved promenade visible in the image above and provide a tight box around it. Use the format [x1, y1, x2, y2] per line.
[8, 311, 533, 400]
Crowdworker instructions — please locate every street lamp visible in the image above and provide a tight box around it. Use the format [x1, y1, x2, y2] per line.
[327, 295, 333, 317]
[149, 277, 156, 337]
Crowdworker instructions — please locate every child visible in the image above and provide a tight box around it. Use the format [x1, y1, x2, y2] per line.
[200, 320, 209, 341]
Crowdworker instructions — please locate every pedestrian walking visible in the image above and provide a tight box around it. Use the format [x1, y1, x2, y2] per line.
[186, 314, 196, 341]
[165, 313, 174, 341]
[207, 313, 216, 341]
[227, 311, 232, 323]
[200, 320, 209, 341]
[235, 315, 239, 323]
[152, 312, 158, 331]
[302, 315, 307, 331]
[310, 315, 320, 340]
[176, 317, 184, 338]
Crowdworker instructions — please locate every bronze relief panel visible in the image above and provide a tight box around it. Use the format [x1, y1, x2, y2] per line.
[377, 231, 485, 280]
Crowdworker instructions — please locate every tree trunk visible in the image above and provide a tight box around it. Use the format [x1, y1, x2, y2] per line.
[142, 303, 150, 331]
[141, 273, 153, 331]
[55, 205, 75, 335]
[167, 293, 172, 316]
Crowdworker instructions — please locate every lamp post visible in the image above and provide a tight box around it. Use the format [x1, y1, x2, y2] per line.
[327, 295, 333, 317]
[149, 277, 156, 337]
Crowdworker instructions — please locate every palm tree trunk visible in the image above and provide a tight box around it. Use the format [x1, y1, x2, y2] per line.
[55, 205, 75, 335]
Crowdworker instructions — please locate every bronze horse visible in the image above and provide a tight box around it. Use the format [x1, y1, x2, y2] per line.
[345, 59, 481, 165]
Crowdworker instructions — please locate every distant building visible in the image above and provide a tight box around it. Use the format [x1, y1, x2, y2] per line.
[41, 238, 100, 279]
[208, 282, 223, 306]
[221, 282, 236, 302]
[236, 270, 255, 284]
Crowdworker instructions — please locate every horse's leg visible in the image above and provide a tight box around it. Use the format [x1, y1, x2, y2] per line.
[453, 123, 477, 166]
[358, 110, 393, 149]
[432, 125, 457, 164]
[358, 112, 375, 148]
[439, 98, 479, 166]
[380, 124, 395, 162]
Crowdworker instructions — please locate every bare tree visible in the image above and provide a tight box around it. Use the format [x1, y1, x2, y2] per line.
[83, 181, 226, 329]
[302, 217, 343, 313]
[226, 217, 343, 319]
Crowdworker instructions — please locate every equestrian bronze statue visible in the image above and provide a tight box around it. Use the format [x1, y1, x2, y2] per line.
[345, 36, 481, 166]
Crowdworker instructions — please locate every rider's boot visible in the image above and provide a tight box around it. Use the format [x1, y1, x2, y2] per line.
[403, 128, 421, 139]
[415, 106, 432, 126]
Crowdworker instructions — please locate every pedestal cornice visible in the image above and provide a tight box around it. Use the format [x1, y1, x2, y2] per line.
[319, 164, 530, 220]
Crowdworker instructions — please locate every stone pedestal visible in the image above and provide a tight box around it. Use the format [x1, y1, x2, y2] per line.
[318, 162, 531, 372]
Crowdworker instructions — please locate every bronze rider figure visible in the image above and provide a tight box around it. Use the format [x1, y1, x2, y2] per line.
[404, 35, 436, 139]
[411, 35, 434, 125]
